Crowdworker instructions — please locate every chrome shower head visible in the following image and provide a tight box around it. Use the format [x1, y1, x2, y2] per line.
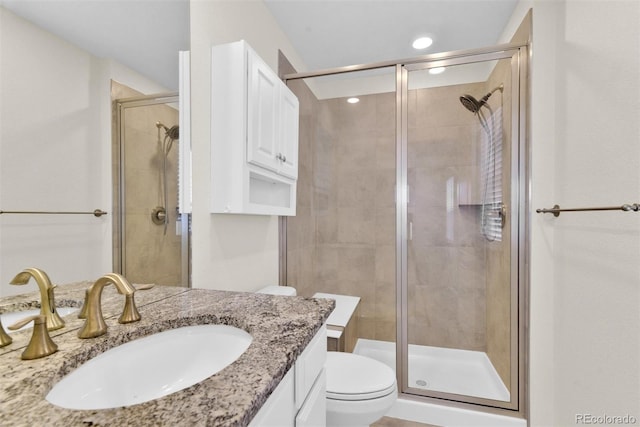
[156, 121, 179, 140]
[459, 94, 483, 113]
[459, 84, 504, 113]
[165, 125, 179, 140]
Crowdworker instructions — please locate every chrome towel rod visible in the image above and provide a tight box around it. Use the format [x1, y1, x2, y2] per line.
[0, 209, 107, 217]
[536, 204, 640, 217]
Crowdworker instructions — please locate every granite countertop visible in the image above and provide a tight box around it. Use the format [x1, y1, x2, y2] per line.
[0, 283, 334, 426]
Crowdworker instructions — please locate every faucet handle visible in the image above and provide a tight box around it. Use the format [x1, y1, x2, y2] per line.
[8, 315, 58, 360]
[45, 285, 66, 331]
[119, 294, 141, 324]
[0, 319, 12, 348]
[78, 288, 90, 320]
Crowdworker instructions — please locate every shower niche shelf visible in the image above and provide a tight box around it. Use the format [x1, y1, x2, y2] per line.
[457, 178, 483, 206]
[210, 40, 299, 216]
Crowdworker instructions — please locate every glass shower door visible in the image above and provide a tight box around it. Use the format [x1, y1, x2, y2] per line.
[399, 47, 525, 410]
[113, 87, 190, 287]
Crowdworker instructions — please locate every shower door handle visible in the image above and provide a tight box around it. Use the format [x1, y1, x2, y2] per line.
[409, 221, 413, 241]
[499, 203, 507, 228]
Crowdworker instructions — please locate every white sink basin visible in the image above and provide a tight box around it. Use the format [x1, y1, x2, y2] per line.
[0, 307, 78, 333]
[46, 324, 252, 410]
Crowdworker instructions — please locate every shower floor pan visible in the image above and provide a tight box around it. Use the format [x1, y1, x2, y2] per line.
[354, 339, 509, 402]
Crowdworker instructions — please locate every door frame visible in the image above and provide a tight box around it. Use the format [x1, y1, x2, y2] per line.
[396, 45, 529, 415]
[113, 93, 191, 287]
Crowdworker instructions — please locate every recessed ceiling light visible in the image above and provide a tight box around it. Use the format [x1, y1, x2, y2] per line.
[347, 97, 360, 104]
[412, 37, 433, 50]
[429, 67, 445, 75]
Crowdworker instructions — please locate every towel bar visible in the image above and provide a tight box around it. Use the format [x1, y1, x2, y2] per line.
[536, 204, 639, 217]
[0, 209, 107, 217]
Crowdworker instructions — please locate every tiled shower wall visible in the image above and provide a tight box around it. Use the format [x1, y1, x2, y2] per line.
[286, 79, 397, 342]
[285, 76, 319, 298]
[111, 81, 183, 286]
[314, 93, 397, 341]
[286, 72, 511, 386]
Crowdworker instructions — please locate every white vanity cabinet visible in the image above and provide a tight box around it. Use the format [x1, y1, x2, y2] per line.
[211, 40, 299, 216]
[249, 325, 327, 427]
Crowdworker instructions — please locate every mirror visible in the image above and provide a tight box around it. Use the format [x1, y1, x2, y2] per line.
[0, 1, 189, 296]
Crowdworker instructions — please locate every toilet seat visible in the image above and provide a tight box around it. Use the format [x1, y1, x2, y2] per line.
[326, 352, 396, 401]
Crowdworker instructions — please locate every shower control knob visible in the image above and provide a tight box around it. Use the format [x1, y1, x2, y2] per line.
[151, 206, 167, 225]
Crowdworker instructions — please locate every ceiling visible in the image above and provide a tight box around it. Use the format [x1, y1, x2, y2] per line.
[0, 0, 190, 91]
[264, 0, 519, 71]
[0, 0, 518, 91]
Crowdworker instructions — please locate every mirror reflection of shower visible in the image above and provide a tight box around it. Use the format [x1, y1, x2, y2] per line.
[459, 84, 504, 242]
[153, 121, 179, 235]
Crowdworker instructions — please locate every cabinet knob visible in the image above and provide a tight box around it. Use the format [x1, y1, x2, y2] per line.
[276, 153, 287, 163]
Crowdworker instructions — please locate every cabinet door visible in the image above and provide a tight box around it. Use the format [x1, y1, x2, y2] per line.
[248, 369, 295, 427]
[247, 51, 280, 173]
[295, 370, 326, 427]
[278, 85, 299, 180]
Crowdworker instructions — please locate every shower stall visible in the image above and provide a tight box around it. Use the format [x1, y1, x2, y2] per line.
[283, 41, 528, 416]
[112, 82, 190, 287]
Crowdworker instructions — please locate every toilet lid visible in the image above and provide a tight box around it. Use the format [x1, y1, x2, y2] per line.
[325, 352, 397, 401]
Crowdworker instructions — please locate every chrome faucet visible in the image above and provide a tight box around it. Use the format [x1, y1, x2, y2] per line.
[10, 268, 65, 331]
[77, 273, 141, 339]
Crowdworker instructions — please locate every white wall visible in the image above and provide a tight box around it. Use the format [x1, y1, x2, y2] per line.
[508, 0, 640, 425]
[0, 7, 109, 296]
[0, 7, 171, 297]
[549, 1, 639, 424]
[189, 0, 307, 292]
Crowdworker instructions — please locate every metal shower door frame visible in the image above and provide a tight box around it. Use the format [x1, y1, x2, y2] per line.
[282, 41, 530, 418]
[113, 93, 191, 288]
[396, 45, 529, 416]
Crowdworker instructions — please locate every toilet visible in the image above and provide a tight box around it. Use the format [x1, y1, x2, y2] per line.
[325, 351, 397, 426]
[256, 286, 397, 426]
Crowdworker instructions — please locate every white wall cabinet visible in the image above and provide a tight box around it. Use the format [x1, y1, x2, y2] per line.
[246, 50, 299, 180]
[211, 40, 299, 216]
[249, 325, 327, 427]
